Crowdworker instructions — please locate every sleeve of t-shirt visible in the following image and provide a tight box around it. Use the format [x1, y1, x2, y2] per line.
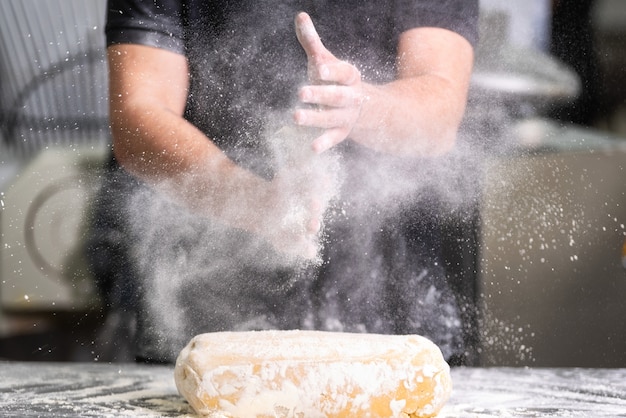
[105, 0, 186, 54]
[393, 0, 479, 48]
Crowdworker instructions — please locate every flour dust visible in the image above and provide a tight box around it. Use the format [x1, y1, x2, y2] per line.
[121, 5, 507, 362]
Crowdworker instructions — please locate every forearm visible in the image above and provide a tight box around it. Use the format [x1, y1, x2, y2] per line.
[106, 42, 268, 231]
[107, 43, 330, 260]
[294, 18, 474, 158]
[112, 102, 213, 180]
[350, 74, 468, 156]
[111, 104, 267, 231]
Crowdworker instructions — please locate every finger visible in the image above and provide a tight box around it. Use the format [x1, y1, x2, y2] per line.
[294, 106, 355, 129]
[317, 61, 361, 85]
[311, 128, 348, 153]
[309, 197, 323, 214]
[299, 85, 363, 108]
[307, 217, 321, 234]
[307, 198, 323, 232]
[294, 12, 332, 64]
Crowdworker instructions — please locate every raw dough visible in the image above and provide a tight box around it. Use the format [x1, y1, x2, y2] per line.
[174, 330, 451, 417]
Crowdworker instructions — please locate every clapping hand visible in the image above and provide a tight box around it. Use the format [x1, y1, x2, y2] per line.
[294, 12, 365, 154]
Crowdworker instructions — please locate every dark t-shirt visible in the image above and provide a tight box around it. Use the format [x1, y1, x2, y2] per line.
[106, 0, 478, 54]
[98, 1, 479, 363]
[106, 0, 478, 177]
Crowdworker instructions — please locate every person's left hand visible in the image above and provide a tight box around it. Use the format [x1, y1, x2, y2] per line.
[294, 12, 365, 154]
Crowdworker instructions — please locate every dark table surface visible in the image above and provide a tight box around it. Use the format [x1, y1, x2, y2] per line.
[1, 362, 625, 417]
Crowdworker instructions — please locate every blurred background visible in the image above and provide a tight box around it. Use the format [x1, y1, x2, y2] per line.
[0, 0, 625, 366]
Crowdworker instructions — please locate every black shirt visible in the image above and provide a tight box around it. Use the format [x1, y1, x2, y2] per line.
[106, 0, 478, 177]
[100, 1, 480, 362]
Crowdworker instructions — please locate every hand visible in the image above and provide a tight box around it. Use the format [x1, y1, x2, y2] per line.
[293, 12, 365, 154]
[256, 170, 325, 262]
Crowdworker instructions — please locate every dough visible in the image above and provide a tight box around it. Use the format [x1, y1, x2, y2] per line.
[174, 330, 451, 417]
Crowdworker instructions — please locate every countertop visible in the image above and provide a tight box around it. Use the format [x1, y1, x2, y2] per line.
[1, 362, 625, 417]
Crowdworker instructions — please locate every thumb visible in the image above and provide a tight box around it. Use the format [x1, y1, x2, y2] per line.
[295, 12, 333, 65]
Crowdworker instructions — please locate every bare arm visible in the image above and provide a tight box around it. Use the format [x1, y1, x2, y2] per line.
[108, 44, 319, 258]
[294, 12, 474, 156]
[109, 44, 255, 219]
[107, 13, 473, 258]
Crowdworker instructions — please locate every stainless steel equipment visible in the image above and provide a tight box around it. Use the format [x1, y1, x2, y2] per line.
[464, 6, 626, 367]
[478, 119, 626, 367]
